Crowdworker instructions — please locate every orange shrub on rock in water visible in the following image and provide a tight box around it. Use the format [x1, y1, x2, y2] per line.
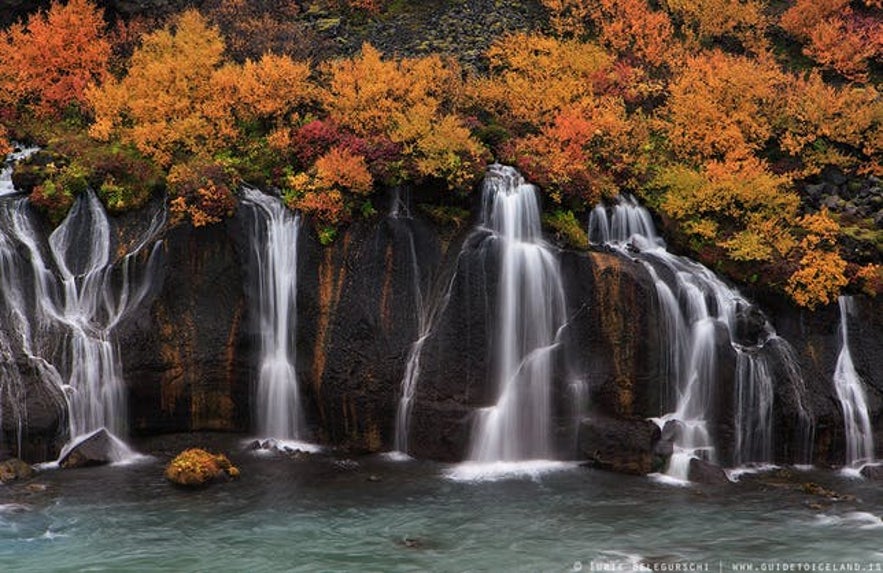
[165, 448, 239, 487]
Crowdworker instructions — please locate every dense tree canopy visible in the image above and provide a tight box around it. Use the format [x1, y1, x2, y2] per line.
[0, 0, 880, 307]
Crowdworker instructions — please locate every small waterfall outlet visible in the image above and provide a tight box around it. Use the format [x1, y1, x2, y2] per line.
[242, 187, 309, 448]
[833, 296, 874, 467]
[0, 184, 163, 458]
[466, 165, 567, 464]
[589, 196, 811, 480]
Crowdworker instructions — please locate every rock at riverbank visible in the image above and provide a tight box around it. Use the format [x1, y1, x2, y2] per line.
[0, 458, 34, 483]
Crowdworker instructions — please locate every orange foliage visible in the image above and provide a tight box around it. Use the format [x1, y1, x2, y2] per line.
[211, 52, 316, 136]
[321, 44, 486, 191]
[511, 102, 648, 205]
[469, 34, 621, 131]
[541, 0, 675, 67]
[781, 72, 881, 176]
[662, 0, 768, 53]
[0, 0, 110, 118]
[780, 0, 882, 81]
[0, 126, 10, 156]
[88, 10, 233, 166]
[167, 158, 238, 227]
[663, 50, 786, 162]
[655, 156, 797, 261]
[313, 146, 373, 196]
[541, 0, 594, 37]
[283, 147, 373, 226]
[785, 209, 848, 309]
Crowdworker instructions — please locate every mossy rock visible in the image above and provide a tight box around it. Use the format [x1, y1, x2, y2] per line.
[164, 448, 240, 487]
[0, 458, 34, 483]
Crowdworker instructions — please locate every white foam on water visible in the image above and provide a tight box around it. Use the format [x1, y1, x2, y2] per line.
[444, 460, 576, 482]
[647, 472, 691, 487]
[381, 451, 413, 462]
[245, 438, 323, 455]
[813, 512, 883, 530]
[726, 463, 779, 482]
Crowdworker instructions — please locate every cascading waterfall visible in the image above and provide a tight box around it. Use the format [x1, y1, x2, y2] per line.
[242, 187, 308, 446]
[0, 188, 163, 457]
[589, 196, 809, 479]
[466, 164, 567, 463]
[390, 188, 429, 456]
[833, 296, 874, 467]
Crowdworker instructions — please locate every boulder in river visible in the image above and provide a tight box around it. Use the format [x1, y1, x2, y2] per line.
[59, 428, 116, 469]
[165, 448, 239, 487]
[0, 458, 34, 483]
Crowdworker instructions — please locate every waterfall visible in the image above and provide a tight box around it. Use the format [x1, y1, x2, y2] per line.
[242, 187, 309, 446]
[589, 196, 809, 479]
[0, 188, 163, 458]
[390, 188, 429, 456]
[833, 296, 874, 467]
[466, 165, 567, 463]
[0, 145, 39, 197]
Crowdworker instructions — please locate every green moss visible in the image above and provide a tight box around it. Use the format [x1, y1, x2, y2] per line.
[543, 209, 588, 250]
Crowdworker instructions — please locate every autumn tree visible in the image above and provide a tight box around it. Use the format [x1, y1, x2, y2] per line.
[0, 0, 110, 118]
[469, 33, 622, 132]
[87, 10, 234, 166]
[785, 209, 848, 309]
[780, 72, 881, 177]
[653, 156, 798, 262]
[662, 50, 787, 163]
[540, 0, 676, 68]
[661, 0, 769, 54]
[780, 0, 882, 82]
[320, 43, 488, 191]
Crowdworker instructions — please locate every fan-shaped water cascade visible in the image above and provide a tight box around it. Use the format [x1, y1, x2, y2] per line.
[0, 188, 163, 459]
[589, 196, 812, 479]
[241, 187, 312, 449]
[465, 165, 568, 464]
[833, 296, 875, 467]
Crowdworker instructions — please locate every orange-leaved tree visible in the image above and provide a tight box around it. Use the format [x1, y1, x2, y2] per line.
[785, 209, 848, 309]
[661, 0, 769, 54]
[780, 0, 882, 82]
[469, 34, 620, 134]
[318, 43, 487, 191]
[780, 71, 882, 177]
[87, 10, 234, 167]
[662, 50, 787, 163]
[210, 52, 317, 151]
[540, 0, 676, 68]
[0, 0, 110, 118]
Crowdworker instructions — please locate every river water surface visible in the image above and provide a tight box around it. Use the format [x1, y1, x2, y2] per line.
[1, 435, 881, 572]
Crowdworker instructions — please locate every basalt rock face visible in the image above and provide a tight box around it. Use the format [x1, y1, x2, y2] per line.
[295, 212, 446, 453]
[766, 295, 883, 466]
[2, 188, 882, 467]
[120, 217, 251, 437]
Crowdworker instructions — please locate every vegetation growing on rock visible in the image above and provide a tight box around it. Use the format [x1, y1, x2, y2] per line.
[164, 448, 239, 486]
[0, 0, 880, 307]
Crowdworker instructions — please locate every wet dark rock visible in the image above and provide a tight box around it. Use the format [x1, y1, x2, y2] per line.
[687, 459, 730, 485]
[802, 482, 854, 501]
[59, 429, 114, 469]
[578, 415, 662, 475]
[860, 465, 883, 480]
[333, 459, 360, 472]
[0, 458, 34, 483]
